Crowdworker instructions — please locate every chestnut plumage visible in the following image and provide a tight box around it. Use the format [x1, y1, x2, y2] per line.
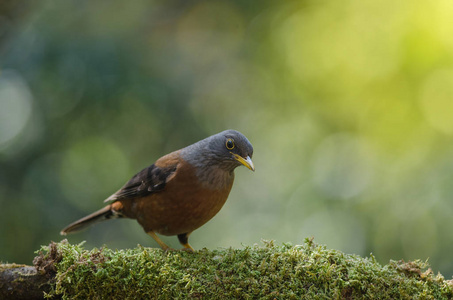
[60, 130, 254, 251]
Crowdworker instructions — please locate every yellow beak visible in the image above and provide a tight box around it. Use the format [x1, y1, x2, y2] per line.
[232, 154, 255, 171]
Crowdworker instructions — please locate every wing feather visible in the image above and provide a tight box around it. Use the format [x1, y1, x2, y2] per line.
[104, 162, 178, 202]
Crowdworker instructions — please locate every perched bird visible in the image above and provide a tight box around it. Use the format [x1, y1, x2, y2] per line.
[61, 130, 254, 251]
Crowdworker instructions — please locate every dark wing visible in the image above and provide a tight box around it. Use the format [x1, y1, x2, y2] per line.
[104, 163, 177, 202]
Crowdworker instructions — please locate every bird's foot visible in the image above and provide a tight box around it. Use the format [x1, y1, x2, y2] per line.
[180, 243, 195, 252]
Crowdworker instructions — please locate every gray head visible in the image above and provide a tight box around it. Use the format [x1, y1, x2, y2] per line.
[181, 130, 254, 172]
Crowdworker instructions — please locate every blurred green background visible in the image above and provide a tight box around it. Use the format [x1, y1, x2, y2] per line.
[2, 0, 453, 277]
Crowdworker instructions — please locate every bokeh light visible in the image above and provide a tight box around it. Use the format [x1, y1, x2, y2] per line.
[419, 68, 453, 134]
[0, 70, 33, 149]
[59, 137, 130, 211]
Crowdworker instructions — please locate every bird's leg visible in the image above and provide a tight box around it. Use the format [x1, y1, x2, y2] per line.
[177, 232, 194, 252]
[147, 230, 171, 251]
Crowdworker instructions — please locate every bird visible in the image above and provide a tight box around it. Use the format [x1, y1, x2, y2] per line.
[60, 129, 254, 251]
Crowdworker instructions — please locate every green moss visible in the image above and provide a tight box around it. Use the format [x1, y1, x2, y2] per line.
[37, 239, 453, 299]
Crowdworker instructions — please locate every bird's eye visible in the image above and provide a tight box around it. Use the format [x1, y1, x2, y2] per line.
[226, 138, 235, 150]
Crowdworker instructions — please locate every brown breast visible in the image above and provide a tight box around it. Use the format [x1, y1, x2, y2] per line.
[116, 159, 234, 236]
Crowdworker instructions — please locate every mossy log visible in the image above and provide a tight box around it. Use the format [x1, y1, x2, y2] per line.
[0, 242, 60, 299]
[0, 264, 53, 300]
[1, 239, 453, 299]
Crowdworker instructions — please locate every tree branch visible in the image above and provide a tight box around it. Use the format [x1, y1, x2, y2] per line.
[1, 239, 453, 299]
[0, 264, 53, 300]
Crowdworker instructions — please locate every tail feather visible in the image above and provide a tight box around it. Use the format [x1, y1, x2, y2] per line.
[60, 205, 117, 235]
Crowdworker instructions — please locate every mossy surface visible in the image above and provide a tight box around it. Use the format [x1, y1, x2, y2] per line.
[37, 239, 453, 299]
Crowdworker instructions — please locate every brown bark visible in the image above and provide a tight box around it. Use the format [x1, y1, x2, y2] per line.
[0, 264, 53, 300]
[0, 242, 61, 299]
